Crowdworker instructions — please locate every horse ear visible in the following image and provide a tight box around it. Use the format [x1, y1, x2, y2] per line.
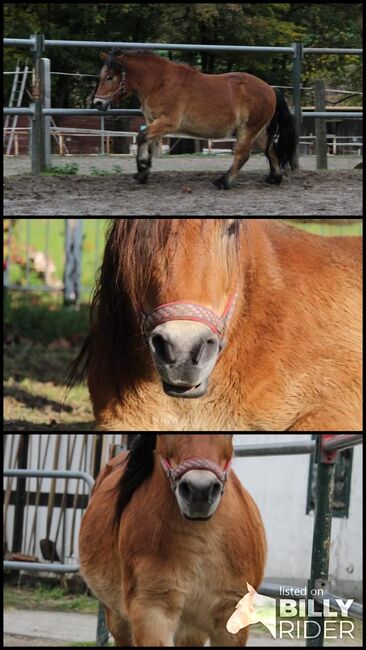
[100, 52, 108, 62]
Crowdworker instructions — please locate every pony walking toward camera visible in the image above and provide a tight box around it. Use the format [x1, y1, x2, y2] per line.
[79, 434, 266, 646]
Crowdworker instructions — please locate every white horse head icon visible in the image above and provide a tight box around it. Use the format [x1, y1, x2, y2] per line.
[227, 583, 277, 639]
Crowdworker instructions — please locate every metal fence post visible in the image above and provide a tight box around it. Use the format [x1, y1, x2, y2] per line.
[307, 435, 337, 647]
[31, 34, 46, 174]
[64, 219, 83, 307]
[292, 42, 303, 169]
[42, 57, 52, 168]
[314, 80, 328, 169]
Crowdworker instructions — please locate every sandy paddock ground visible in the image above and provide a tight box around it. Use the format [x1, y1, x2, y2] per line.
[4, 154, 362, 216]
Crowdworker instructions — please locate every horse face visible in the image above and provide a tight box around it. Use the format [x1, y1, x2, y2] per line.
[157, 434, 234, 520]
[143, 220, 240, 399]
[93, 52, 127, 111]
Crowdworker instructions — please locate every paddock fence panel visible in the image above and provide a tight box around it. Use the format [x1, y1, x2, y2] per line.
[3, 36, 363, 173]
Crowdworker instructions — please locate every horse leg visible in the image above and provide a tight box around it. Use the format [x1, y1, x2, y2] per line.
[134, 133, 154, 184]
[134, 117, 175, 184]
[265, 143, 283, 184]
[253, 127, 282, 185]
[211, 627, 249, 647]
[175, 625, 208, 646]
[210, 605, 250, 647]
[105, 607, 133, 647]
[213, 126, 255, 190]
[128, 593, 184, 646]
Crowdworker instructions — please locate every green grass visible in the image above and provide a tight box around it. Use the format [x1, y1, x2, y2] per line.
[288, 220, 363, 236]
[5, 219, 109, 290]
[4, 584, 98, 614]
[4, 292, 93, 430]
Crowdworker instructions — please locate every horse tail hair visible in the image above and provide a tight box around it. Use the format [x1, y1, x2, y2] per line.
[266, 89, 298, 170]
[113, 434, 157, 532]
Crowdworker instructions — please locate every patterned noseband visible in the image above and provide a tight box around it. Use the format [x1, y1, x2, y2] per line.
[140, 291, 238, 346]
[161, 457, 232, 493]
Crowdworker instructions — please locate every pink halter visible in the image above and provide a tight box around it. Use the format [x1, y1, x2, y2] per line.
[140, 291, 238, 343]
[161, 457, 232, 492]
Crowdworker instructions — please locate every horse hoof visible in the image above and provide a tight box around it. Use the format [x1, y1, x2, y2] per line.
[265, 174, 282, 185]
[213, 176, 231, 190]
[134, 171, 149, 184]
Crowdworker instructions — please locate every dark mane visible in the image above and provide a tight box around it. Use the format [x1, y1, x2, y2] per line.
[106, 48, 159, 69]
[113, 434, 157, 531]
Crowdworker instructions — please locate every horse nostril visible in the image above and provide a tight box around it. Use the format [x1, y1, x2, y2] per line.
[192, 336, 218, 365]
[151, 334, 175, 364]
[210, 482, 222, 504]
[179, 480, 192, 501]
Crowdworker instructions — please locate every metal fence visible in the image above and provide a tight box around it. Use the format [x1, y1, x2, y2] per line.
[3, 433, 126, 567]
[235, 435, 363, 630]
[3, 218, 106, 304]
[3, 36, 363, 173]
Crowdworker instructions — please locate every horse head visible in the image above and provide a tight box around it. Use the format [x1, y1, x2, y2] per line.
[93, 49, 129, 110]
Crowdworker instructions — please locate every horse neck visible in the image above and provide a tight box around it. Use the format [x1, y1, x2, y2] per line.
[226, 221, 286, 355]
[126, 55, 167, 97]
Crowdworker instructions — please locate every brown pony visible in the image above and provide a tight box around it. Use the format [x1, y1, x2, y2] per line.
[71, 219, 362, 431]
[79, 434, 266, 646]
[93, 49, 297, 189]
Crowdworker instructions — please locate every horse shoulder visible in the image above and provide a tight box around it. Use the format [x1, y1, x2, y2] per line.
[223, 472, 267, 588]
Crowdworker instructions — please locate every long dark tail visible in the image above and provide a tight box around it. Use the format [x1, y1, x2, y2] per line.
[266, 89, 298, 170]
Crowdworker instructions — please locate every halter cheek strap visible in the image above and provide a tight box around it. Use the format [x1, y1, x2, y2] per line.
[140, 291, 239, 345]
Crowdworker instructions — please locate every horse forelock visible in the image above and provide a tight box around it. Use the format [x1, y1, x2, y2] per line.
[105, 55, 125, 73]
[104, 219, 244, 308]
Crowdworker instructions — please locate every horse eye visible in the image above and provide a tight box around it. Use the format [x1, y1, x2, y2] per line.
[106, 75, 114, 81]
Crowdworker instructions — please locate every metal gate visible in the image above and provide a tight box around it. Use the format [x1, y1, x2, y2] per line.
[3, 219, 107, 305]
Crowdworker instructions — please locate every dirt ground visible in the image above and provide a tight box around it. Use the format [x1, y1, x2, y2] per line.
[4, 635, 66, 647]
[4, 154, 362, 216]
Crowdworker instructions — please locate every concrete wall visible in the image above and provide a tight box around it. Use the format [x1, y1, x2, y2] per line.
[232, 434, 362, 600]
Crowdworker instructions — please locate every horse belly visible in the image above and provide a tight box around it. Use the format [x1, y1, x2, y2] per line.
[179, 100, 238, 140]
[179, 117, 236, 140]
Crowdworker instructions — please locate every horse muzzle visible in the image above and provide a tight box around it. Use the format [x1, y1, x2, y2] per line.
[148, 321, 220, 399]
[178, 470, 223, 519]
[161, 457, 232, 520]
[93, 97, 111, 111]
[141, 293, 238, 399]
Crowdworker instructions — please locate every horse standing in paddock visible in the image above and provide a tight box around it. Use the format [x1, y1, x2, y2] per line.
[69, 219, 362, 431]
[93, 49, 297, 189]
[79, 434, 266, 646]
